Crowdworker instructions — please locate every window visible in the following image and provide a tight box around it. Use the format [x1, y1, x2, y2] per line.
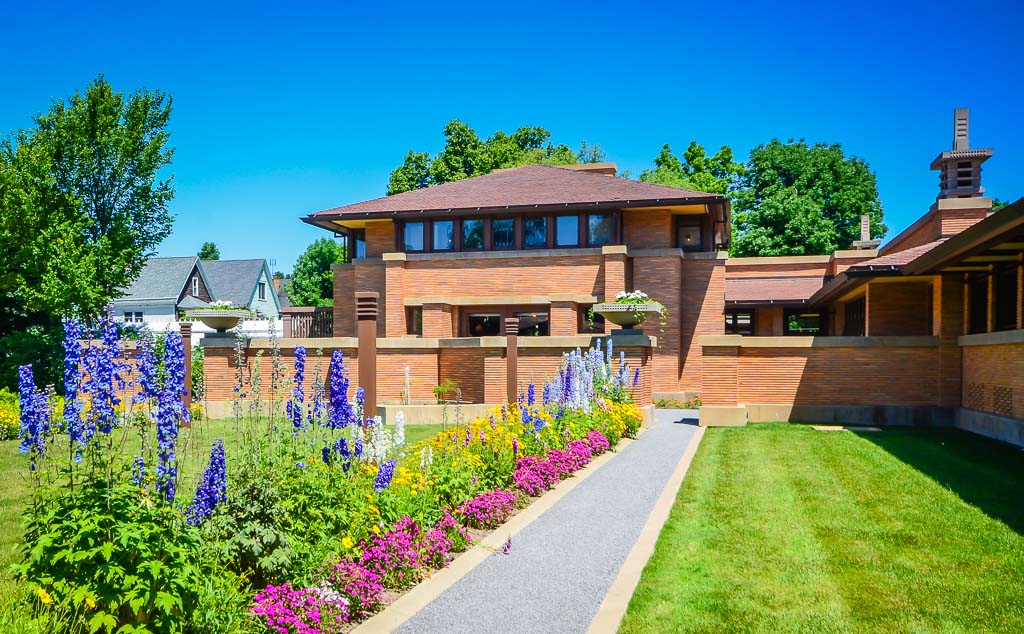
[516, 311, 550, 336]
[432, 220, 454, 251]
[556, 215, 579, 246]
[351, 229, 367, 259]
[995, 265, 1018, 331]
[784, 310, 824, 335]
[579, 305, 605, 333]
[843, 298, 865, 336]
[587, 214, 612, 246]
[677, 219, 703, 251]
[725, 310, 754, 335]
[404, 222, 425, 251]
[406, 307, 423, 336]
[191, 277, 199, 296]
[492, 218, 515, 250]
[467, 313, 502, 337]
[462, 219, 484, 250]
[258, 282, 266, 301]
[968, 273, 988, 334]
[124, 311, 144, 323]
[524, 217, 547, 248]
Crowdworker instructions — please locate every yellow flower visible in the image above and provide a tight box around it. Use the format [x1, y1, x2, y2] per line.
[342, 536, 355, 549]
[85, 597, 96, 609]
[372, 525, 381, 535]
[36, 587, 52, 605]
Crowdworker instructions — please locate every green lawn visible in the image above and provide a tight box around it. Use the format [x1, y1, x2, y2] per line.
[621, 424, 1024, 633]
[0, 419, 442, 609]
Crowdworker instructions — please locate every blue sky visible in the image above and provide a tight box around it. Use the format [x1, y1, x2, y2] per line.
[2, 0, 1022, 271]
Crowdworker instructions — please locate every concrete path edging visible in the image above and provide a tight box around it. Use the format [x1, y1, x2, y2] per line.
[586, 425, 706, 634]
[354, 433, 641, 633]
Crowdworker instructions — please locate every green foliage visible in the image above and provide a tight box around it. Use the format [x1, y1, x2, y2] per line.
[0, 74, 174, 390]
[0, 388, 21, 441]
[387, 119, 605, 194]
[433, 378, 458, 404]
[19, 477, 204, 634]
[285, 238, 346, 307]
[191, 346, 204, 401]
[731, 139, 886, 256]
[197, 242, 220, 260]
[640, 141, 744, 195]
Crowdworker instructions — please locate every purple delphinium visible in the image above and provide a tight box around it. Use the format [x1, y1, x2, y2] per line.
[135, 335, 159, 404]
[132, 456, 146, 486]
[156, 330, 189, 501]
[329, 350, 355, 429]
[62, 319, 89, 460]
[83, 319, 123, 435]
[287, 345, 306, 434]
[17, 365, 50, 471]
[633, 366, 641, 388]
[527, 383, 536, 406]
[374, 459, 396, 492]
[187, 439, 227, 525]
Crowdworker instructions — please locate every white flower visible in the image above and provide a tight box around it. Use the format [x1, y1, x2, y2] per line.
[394, 411, 406, 448]
[210, 300, 234, 309]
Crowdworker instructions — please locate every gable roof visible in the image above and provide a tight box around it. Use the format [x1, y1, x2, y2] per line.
[113, 256, 200, 304]
[303, 164, 724, 228]
[201, 259, 267, 308]
[277, 277, 293, 309]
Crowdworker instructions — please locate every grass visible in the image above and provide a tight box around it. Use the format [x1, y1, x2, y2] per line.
[620, 423, 1024, 633]
[0, 418, 443, 612]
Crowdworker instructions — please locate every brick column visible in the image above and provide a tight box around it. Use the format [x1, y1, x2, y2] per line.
[422, 304, 453, 338]
[180, 322, 193, 412]
[356, 292, 379, 420]
[505, 317, 519, 404]
[550, 301, 577, 336]
[383, 253, 406, 337]
[602, 246, 628, 335]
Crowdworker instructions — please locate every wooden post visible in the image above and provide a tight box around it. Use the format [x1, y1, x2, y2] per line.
[1017, 254, 1023, 330]
[180, 322, 193, 416]
[963, 273, 970, 335]
[505, 317, 519, 404]
[356, 292, 379, 421]
[282, 311, 293, 338]
[987, 265, 995, 333]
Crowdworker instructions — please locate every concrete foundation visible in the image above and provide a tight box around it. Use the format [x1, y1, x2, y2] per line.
[742, 403, 955, 427]
[955, 408, 1024, 448]
[698, 405, 747, 427]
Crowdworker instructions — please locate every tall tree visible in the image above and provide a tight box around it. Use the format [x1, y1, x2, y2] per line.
[640, 141, 744, 195]
[386, 120, 606, 194]
[285, 238, 347, 307]
[198, 241, 220, 260]
[0, 75, 174, 388]
[731, 140, 886, 257]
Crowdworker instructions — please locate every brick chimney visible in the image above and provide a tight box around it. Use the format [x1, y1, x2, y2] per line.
[273, 273, 282, 291]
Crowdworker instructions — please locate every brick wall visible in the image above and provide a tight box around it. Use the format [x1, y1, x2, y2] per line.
[756, 307, 783, 336]
[725, 261, 830, 278]
[333, 265, 355, 336]
[962, 341, 1024, 419]
[868, 281, 933, 335]
[365, 221, 394, 257]
[679, 258, 727, 393]
[623, 210, 673, 249]
[701, 341, 941, 408]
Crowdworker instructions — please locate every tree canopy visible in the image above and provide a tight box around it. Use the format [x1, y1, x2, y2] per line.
[387, 120, 605, 194]
[640, 141, 745, 195]
[0, 75, 175, 388]
[285, 238, 347, 307]
[730, 140, 886, 257]
[198, 241, 220, 260]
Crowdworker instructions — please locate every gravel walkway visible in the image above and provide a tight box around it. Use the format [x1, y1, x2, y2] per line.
[396, 409, 699, 634]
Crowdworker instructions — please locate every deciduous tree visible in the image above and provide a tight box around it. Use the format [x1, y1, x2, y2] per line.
[198, 241, 220, 260]
[285, 239, 346, 307]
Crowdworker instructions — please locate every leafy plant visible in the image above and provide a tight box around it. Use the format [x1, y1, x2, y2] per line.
[433, 378, 458, 404]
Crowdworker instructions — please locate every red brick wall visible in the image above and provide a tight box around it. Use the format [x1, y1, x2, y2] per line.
[867, 281, 933, 336]
[365, 221, 394, 257]
[702, 342, 941, 408]
[333, 265, 355, 336]
[623, 210, 673, 249]
[939, 209, 988, 237]
[679, 258, 727, 393]
[725, 261, 829, 278]
[962, 341, 1024, 419]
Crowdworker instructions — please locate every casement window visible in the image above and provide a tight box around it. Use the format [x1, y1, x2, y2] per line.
[432, 220, 454, 251]
[123, 311, 144, 323]
[843, 298, 865, 336]
[784, 310, 824, 335]
[462, 219, 484, 250]
[351, 229, 367, 259]
[677, 217, 703, 251]
[515, 311, 550, 336]
[192, 277, 199, 296]
[556, 215, 580, 247]
[523, 217, 547, 248]
[467, 313, 502, 337]
[406, 306, 423, 336]
[724, 310, 754, 335]
[404, 222, 425, 251]
[578, 304, 606, 334]
[587, 214, 612, 246]
[258, 282, 267, 301]
[492, 218, 515, 250]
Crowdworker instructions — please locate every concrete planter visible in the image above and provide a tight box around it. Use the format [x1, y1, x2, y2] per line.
[187, 309, 250, 332]
[593, 302, 663, 328]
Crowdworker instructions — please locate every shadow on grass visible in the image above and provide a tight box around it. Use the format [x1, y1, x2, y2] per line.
[858, 426, 1024, 536]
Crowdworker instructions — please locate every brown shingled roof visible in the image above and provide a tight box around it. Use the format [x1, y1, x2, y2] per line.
[725, 276, 826, 305]
[846, 239, 947, 273]
[304, 164, 722, 224]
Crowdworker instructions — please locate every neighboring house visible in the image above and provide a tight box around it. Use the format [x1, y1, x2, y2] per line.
[201, 259, 282, 319]
[114, 256, 281, 332]
[276, 277, 293, 309]
[112, 256, 213, 331]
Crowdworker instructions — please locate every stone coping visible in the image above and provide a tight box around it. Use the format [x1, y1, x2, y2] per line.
[699, 334, 939, 348]
[726, 254, 832, 266]
[203, 333, 657, 349]
[958, 328, 1024, 347]
[405, 293, 598, 307]
[398, 248, 605, 262]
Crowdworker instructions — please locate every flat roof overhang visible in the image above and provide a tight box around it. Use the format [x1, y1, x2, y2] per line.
[903, 198, 1024, 275]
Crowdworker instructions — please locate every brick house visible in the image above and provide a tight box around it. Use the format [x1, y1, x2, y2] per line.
[201, 109, 1022, 446]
